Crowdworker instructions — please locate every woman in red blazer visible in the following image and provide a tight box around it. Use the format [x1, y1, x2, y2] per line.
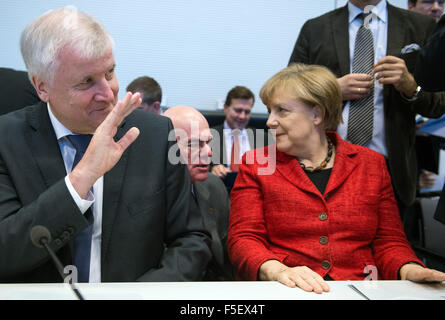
[227, 64, 445, 294]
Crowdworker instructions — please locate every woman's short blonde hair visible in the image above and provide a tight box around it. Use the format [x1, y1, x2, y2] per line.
[259, 63, 343, 131]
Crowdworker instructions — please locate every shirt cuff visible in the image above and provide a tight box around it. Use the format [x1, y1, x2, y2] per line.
[64, 175, 94, 214]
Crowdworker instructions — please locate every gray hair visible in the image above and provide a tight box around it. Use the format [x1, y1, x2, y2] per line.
[20, 6, 114, 83]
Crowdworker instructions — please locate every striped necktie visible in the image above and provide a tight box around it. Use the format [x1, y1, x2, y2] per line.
[347, 13, 375, 146]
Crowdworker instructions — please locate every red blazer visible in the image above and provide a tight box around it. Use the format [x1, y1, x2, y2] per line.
[228, 132, 423, 281]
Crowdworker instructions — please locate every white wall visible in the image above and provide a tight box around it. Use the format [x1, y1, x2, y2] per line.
[0, 0, 408, 114]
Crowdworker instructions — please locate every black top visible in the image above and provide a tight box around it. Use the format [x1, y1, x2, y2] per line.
[304, 168, 332, 195]
[304, 167, 333, 281]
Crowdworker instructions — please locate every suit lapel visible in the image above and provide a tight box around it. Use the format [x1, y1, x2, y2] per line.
[193, 181, 224, 266]
[101, 120, 129, 264]
[220, 125, 228, 165]
[383, 4, 406, 118]
[332, 5, 350, 76]
[211, 124, 227, 166]
[26, 102, 67, 190]
[247, 126, 255, 150]
[26, 102, 74, 261]
[386, 4, 405, 57]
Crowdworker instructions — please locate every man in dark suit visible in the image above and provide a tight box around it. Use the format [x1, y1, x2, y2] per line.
[289, 0, 445, 215]
[416, 14, 445, 224]
[164, 105, 233, 280]
[210, 86, 270, 190]
[0, 7, 211, 283]
[0, 67, 41, 115]
[415, 14, 445, 92]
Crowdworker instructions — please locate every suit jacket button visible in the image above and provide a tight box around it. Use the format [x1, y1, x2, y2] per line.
[319, 236, 328, 245]
[319, 212, 328, 221]
[61, 231, 70, 241]
[321, 260, 331, 270]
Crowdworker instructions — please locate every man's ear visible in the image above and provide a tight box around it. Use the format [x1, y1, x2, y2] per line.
[30, 74, 50, 102]
[153, 101, 161, 114]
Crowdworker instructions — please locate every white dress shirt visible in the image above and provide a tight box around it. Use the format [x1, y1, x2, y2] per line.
[47, 104, 103, 283]
[223, 121, 252, 169]
[337, 0, 388, 157]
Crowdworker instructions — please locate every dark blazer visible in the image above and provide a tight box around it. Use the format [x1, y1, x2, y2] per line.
[0, 68, 40, 115]
[228, 132, 423, 281]
[0, 102, 211, 283]
[434, 183, 445, 225]
[415, 14, 445, 92]
[193, 173, 234, 280]
[289, 3, 445, 206]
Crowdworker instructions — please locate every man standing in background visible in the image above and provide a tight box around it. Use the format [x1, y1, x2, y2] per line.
[289, 0, 445, 216]
[408, 0, 444, 21]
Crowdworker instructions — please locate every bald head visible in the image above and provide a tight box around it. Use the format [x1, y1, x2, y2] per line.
[164, 105, 209, 133]
[164, 106, 213, 183]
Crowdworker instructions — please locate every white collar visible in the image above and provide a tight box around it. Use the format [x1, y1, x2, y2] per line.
[47, 103, 75, 140]
[348, 0, 387, 24]
[223, 121, 247, 135]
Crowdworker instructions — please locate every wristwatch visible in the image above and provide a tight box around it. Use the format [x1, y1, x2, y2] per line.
[403, 85, 422, 101]
[412, 85, 422, 98]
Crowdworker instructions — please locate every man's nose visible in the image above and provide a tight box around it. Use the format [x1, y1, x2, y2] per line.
[95, 78, 116, 102]
[432, 1, 441, 10]
[200, 143, 212, 162]
[238, 111, 247, 120]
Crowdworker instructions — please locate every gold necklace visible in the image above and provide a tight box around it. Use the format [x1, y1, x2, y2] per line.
[298, 137, 334, 172]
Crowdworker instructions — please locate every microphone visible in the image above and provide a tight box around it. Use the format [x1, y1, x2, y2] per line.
[30, 225, 85, 300]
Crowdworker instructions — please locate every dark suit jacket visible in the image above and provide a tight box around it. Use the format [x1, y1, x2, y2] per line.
[289, 3, 445, 206]
[415, 14, 445, 92]
[0, 102, 211, 283]
[0, 68, 40, 115]
[434, 183, 445, 225]
[193, 173, 234, 280]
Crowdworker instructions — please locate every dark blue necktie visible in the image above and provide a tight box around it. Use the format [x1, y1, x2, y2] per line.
[66, 134, 93, 283]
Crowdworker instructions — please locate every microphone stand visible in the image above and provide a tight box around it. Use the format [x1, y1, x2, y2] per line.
[39, 238, 85, 300]
[31, 225, 85, 300]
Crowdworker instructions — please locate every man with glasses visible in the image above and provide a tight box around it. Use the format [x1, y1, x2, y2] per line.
[408, 0, 444, 22]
